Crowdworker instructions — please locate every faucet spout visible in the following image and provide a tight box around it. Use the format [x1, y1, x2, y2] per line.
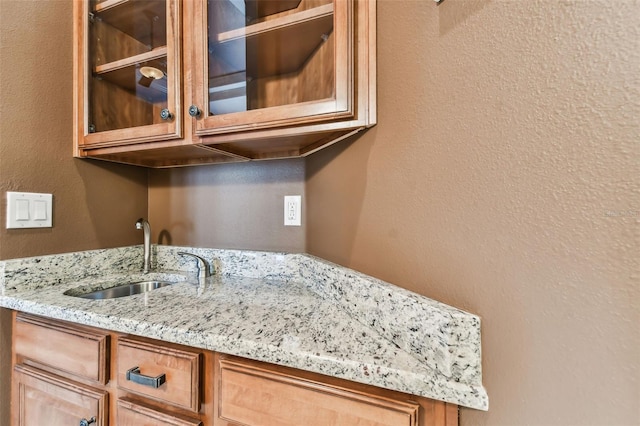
[178, 252, 214, 278]
[135, 218, 151, 273]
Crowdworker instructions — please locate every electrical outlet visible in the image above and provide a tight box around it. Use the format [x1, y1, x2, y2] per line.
[284, 195, 301, 226]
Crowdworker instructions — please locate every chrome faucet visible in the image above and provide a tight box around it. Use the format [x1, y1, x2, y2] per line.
[178, 252, 214, 278]
[135, 218, 151, 274]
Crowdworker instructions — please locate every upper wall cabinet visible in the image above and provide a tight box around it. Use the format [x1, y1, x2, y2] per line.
[73, 0, 376, 168]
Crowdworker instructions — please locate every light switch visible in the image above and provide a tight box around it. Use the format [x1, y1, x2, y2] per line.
[6, 192, 53, 229]
[33, 200, 47, 220]
[16, 199, 30, 220]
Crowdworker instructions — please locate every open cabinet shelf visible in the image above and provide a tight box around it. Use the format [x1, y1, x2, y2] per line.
[215, 3, 334, 79]
[95, 46, 167, 75]
[93, 0, 166, 49]
[245, 0, 302, 21]
[94, 47, 168, 103]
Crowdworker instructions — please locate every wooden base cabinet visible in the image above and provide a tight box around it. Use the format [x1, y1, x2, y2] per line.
[11, 312, 457, 426]
[11, 312, 206, 426]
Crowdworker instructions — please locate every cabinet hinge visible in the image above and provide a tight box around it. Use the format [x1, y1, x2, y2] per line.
[88, 12, 96, 23]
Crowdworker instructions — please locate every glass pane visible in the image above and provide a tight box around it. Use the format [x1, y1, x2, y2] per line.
[89, 0, 169, 133]
[206, 0, 335, 116]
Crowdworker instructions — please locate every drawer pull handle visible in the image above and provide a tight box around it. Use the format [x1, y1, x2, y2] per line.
[79, 417, 96, 426]
[126, 366, 166, 388]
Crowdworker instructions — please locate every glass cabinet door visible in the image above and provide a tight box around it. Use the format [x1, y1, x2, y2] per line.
[191, 0, 354, 135]
[78, 0, 181, 146]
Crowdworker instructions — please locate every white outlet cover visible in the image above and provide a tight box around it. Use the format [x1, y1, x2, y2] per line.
[284, 195, 302, 226]
[6, 192, 53, 229]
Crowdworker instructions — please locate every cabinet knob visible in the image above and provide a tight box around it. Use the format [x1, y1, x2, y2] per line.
[159, 109, 174, 121]
[79, 417, 96, 426]
[188, 105, 201, 118]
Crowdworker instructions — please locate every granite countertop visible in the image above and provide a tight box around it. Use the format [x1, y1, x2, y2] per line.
[0, 245, 488, 411]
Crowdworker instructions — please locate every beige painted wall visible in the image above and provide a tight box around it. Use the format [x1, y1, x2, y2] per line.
[307, 0, 639, 425]
[148, 158, 305, 252]
[0, 1, 148, 423]
[0, 0, 637, 425]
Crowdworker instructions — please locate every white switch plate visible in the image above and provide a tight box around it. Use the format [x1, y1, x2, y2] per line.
[284, 195, 302, 226]
[6, 192, 53, 229]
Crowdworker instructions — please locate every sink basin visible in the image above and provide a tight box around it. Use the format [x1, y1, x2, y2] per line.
[65, 280, 176, 300]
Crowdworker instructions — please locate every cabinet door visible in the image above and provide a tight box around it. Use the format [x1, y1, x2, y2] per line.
[215, 357, 421, 426]
[75, 0, 182, 149]
[12, 365, 108, 426]
[190, 0, 354, 136]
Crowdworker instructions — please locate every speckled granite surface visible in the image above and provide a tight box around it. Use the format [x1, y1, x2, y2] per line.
[0, 245, 488, 410]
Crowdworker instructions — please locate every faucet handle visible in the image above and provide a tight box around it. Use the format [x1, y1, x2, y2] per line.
[178, 252, 214, 278]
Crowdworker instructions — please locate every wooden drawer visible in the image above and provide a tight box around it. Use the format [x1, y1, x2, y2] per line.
[117, 398, 202, 426]
[117, 336, 201, 412]
[13, 313, 109, 384]
[13, 364, 108, 426]
[215, 357, 422, 426]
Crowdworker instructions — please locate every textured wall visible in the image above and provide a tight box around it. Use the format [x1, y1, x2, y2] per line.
[0, 1, 148, 424]
[148, 158, 306, 253]
[307, 0, 639, 425]
[1, 0, 638, 425]
[0, 1, 148, 259]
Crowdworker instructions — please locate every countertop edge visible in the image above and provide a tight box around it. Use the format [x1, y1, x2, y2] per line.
[0, 296, 489, 411]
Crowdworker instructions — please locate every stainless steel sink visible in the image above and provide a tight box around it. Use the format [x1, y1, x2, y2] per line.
[67, 280, 176, 300]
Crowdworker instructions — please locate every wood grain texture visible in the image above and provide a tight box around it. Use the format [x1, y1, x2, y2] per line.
[214, 354, 458, 426]
[117, 336, 201, 412]
[94, 0, 167, 49]
[193, 0, 355, 135]
[221, 3, 334, 76]
[90, 77, 156, 132]
[250, 0, 333, 24]
[245, 0, 302, 21]
[75, 0, 376, 167]
[74, 0, 181, 150]
[298, 30, 335, 103]
[13, 364, 108, 426]
[83, 142, 247, 167]
[92, 18, 151, 65]
[117, 398, 202, 426]
[13, 313, 109, 385]
[10, 313, 455, 426]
